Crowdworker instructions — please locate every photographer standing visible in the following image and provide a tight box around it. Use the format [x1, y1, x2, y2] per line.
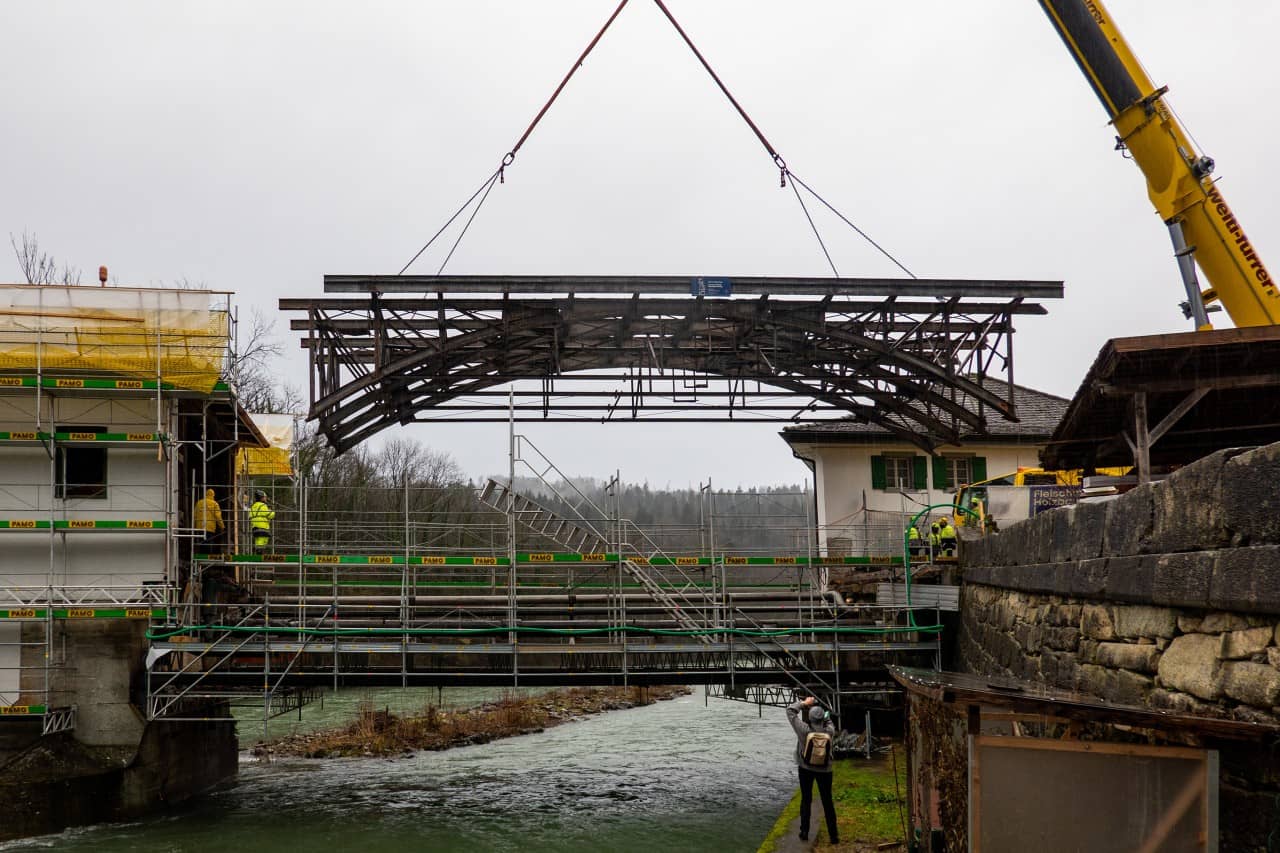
[785, 696, 839, 845]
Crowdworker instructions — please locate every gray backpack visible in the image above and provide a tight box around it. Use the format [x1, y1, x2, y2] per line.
[802, 730, 832, 766]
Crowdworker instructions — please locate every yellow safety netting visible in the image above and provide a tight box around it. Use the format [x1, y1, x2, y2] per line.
[237, 412, 294, 476]
[0, 285, 229, 392]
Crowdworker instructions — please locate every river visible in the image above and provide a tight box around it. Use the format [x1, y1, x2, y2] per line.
[3, 687, 797, 852]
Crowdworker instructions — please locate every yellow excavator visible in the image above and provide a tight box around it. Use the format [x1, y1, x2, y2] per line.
[1038, 0, 1280, 328]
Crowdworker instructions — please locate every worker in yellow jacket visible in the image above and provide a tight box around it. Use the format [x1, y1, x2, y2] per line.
[194, 488, 225, 552]
[248, 490, 275, 552]
[937, 516, 957, 557]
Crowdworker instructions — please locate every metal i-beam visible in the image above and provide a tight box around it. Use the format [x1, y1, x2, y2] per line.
[322, 274, 1063, 299]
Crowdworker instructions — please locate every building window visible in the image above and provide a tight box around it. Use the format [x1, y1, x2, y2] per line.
[884, 456, 914, 490]
[932, 454, 988, 490]
[946, 456, 972, 490]
[55, 426, 108, 500]
[871, 454, 926, 491]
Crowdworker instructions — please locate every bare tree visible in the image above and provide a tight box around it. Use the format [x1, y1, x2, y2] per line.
[9, 231, 81, 285]
[379, 436, 464, 487]
[232, 306, 302, 414]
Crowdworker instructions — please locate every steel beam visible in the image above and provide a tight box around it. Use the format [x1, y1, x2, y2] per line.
[322, 274, 1063, 298]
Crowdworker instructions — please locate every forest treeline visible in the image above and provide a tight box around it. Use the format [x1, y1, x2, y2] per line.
[257, 432, 812, 555]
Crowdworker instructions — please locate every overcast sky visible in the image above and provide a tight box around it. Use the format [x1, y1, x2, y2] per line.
[4, 1, 1277, 488]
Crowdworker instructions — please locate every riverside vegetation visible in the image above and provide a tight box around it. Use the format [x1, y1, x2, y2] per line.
[252, 685, 692, 759]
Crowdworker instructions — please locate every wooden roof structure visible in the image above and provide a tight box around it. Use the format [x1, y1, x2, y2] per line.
[1041, 325, 1280, 478]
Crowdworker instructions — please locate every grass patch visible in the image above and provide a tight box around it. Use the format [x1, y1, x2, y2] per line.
[758, 748, 907, 852]
[829, 750, 907, 847]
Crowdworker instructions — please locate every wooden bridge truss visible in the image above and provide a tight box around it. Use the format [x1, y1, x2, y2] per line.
[281, 275, 1061, 453]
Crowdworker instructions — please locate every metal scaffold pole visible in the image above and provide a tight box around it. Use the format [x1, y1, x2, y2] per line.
[507, 392, 518, 686]
[402, 477, 410, 687]
[614, 471, 627, 687]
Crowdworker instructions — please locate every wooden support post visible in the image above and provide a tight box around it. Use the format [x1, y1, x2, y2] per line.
[1134, 391, 1151, 485]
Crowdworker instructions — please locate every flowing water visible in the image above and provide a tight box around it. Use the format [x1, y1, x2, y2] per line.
[4, 687, 797, 852]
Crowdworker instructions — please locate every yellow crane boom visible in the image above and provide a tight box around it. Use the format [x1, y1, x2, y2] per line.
[1038, 0, 1280, 328]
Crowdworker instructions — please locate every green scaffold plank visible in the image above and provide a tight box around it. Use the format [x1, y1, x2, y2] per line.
[0, 608, 48, 619]
[0, 704, 48, 716]
[197, 553, 511, 566]
[0, 375, 228, 392]
[42, 377, 166, 390]
[57, 520, 168, 530]
[51, 432, 164, 442]
[0, 520, 168, 530]
[54, 607, 163, 619]
[0, 607, 162, 620]
[517, 552, 619, 564]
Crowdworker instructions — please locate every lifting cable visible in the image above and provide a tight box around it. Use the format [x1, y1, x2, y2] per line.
[398, 1, 631, 275]
[787, 170, 917, 279]
[650, 0, 788, 184]
[399, 0, 916, 281]
[651, 0, 916, 279]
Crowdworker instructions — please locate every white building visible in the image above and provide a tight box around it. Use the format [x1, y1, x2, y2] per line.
[0, 284, 264, 731]
[780, 382, 1069, 554]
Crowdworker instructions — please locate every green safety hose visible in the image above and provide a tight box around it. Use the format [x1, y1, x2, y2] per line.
[904, 503, 980, 628]
[147, 622, 943, 641]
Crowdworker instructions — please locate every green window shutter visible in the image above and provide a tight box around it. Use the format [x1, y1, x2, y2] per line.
[913, 456, 928, 490]
[870, 456, 886, 490]
[972, 456, 987, 483]
[932, 456, 949, 491]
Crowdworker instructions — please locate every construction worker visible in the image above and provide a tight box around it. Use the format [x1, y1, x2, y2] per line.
[248, 489, 274, 552]
[906, 523, 927, 560]
[928, 522, 941, 561]
[937, 516, 957, 557]
[194, 488, 225, 552]
[969, 496, 986, 528]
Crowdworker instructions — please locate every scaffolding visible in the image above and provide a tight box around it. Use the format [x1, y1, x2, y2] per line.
[0, 284, 259, 736]
[149, 432, 945, 734]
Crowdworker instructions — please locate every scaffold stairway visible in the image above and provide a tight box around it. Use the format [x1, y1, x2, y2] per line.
[621, 558, 704, 635]
[479, 478, 713, 640]
[479, 479, 608, 553]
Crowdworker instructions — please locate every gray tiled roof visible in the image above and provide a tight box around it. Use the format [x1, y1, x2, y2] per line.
[781, 379, 1069, 442]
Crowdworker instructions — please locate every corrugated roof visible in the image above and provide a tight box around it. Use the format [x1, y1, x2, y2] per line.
[780, 379, 1069, 443]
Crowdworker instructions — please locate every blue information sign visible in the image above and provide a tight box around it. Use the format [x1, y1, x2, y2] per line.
[690, 277, 733, 297]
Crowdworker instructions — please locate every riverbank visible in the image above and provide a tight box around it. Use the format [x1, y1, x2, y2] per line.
[252, 685, 692, 759]
[758, 749, 907, 852]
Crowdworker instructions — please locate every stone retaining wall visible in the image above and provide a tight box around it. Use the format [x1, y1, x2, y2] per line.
[961, 441, 1280, 718]
[958, 441, 1280, 849]
[960, 586, 1280, 721]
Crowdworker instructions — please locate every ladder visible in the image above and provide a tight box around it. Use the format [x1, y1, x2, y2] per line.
[479, 478, 714, 638]
[479, 479, 608, 554]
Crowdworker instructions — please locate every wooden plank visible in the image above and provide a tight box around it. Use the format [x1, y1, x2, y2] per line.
[975, 734, 1208, 761]
[875, 583, 960, 611]
[1109, 324, 1280, 354]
